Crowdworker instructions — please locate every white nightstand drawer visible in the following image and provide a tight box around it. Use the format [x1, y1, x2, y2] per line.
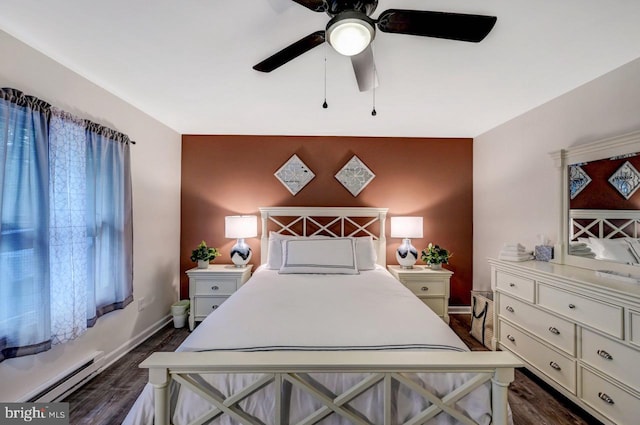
[195, 296, 228, 317]
[500, 294, 575, 356]
[581, 328, 640, 391]
[495, 271, 534, 302]
[538, 284, 623, 338]
[500, 320, 576, 393]
[403, 280, 446, 296]
[421, 298, 444, 316]
[194, 278, 237, 295]
[581, 367, 639, 425]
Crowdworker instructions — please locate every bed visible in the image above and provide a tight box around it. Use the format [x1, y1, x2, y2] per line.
[569, 209, 640, 263]
[124, 207, 519, 425]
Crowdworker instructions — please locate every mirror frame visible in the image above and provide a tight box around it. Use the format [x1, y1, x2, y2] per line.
[550, 129, 640, 273]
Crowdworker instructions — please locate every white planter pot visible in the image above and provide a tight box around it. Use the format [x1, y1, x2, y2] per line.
[197, 259, 209, 269]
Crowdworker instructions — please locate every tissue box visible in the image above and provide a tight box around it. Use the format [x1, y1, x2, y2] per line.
[535, 245, 554, 261]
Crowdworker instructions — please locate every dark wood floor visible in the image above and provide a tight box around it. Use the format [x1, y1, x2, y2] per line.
[65, 315, 602, 425]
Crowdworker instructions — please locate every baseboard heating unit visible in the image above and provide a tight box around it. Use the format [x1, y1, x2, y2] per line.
[26, 351, 105, 402]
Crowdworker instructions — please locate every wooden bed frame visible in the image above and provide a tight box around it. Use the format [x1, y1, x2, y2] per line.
[141, 207, 521, 425]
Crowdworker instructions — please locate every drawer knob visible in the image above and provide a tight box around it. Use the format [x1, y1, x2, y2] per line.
[509, 282, 516, 287]
[549, 361, 561, 371]
[597, 349, 613, 360]
[507, 334, 515, 343]
[211, 285, 219, 291]
[598, 392, 614, 405]
[506, 306, 515, 313]
[568, 304, 576, 309]
[548, 327, 560, 335]
[212, 305, 219, 310]
[421, 286, 429, 292]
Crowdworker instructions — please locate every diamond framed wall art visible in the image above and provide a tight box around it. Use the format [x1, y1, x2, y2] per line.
[274, 154, 315, 196]
[335, 155, 375, 197]
[609, 160, 640, 200]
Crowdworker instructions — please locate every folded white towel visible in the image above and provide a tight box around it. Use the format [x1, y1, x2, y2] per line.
[503, 243, 526, 251]
[499, 253, 535, 261]
[569, 246, 592, 254]
[571, 252, 596, 258]
[502, 246, 526, 253]
[570, 242, 588, 248]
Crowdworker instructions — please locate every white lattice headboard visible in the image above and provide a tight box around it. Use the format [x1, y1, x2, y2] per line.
[258, 207, 389, 266]
[570, 209, 640, 240]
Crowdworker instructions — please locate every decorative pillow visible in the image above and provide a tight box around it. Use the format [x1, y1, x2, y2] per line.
[588, 237, 637, 264]
[625, 238, 640, 263]
[266, 232, 330, 269]
[354, 236, 377, 270]
[279, 238, 358, 274]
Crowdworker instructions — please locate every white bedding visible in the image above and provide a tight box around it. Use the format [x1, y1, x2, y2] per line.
[123, 266, 496, 425]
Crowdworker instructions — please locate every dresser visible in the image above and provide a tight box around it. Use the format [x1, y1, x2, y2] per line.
[490, 259, 640, 425]
[185, 264, 252, 330]
[387, 265, 452, 323]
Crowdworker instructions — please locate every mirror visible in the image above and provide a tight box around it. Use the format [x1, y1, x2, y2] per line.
[551, 130, 640, 274]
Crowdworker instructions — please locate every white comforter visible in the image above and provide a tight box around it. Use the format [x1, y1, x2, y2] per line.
[123, 266, 495, 425]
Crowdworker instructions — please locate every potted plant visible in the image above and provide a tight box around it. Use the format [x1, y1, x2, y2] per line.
[190, 240, 221, 269]
[421, 243, 452, 269]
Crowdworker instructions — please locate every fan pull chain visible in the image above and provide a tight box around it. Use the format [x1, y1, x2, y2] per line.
[371, 49, 377, 116]
[322, 44, 328, 109]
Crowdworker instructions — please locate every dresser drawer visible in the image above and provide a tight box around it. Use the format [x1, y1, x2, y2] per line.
[499, 294, 575, 356]
[500, 320, 576, 393]
[581, 328, 640, 391]
[581, 367, 639, 425]
[193, 278, 237, 296]
[630, 310, 640, 348]
[421, 298, 444, 316]
[403, 280, 446, 296]
[537, 284, 623, 338]
[194, 296, 228, 317]
[495, 271, 535, 302]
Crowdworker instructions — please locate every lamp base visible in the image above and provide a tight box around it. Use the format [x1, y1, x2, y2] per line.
[230, 238, 252, 267]
[396, 238, 418, 269]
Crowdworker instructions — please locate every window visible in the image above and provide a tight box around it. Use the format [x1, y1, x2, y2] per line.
[0, 89, 132, 362]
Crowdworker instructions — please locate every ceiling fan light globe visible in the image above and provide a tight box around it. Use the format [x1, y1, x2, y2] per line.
[327, 19, 374, 56]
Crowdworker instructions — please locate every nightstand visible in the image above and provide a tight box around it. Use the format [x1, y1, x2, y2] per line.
[185, 264, 252, 330]
[387, 265, 453, 324]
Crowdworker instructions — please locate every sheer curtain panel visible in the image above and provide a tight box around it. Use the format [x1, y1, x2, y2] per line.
[0, 89, 52, 361]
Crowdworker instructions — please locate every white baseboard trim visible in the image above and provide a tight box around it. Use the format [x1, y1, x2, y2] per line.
[100, 314, 173, 374]
[449, 305, 471, 315]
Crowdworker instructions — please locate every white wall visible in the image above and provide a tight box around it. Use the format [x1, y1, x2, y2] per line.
[474, 57, 640, 290]
[0, 30, 182, 401]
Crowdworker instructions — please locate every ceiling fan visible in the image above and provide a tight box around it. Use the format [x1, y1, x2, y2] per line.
[253, 0, 497, 92]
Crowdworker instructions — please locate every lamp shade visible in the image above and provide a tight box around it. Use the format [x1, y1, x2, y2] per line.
[390, 217, 423, 238]
[225, 215, 258, 239]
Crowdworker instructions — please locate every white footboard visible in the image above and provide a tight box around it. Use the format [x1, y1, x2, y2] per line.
[140, 350, 521, 425]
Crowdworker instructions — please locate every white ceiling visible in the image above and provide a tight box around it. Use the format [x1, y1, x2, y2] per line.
[1, 0, 640, 137]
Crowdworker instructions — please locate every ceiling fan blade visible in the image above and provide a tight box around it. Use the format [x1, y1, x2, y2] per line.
[376, 9, 497, 42]
[253, 31, 326, 72]
[351, 46, 379, 92]
[290, 0, 327, 12]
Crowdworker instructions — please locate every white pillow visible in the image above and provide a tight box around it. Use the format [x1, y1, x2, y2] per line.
[279, 238, 358, 274]
[588, 237, 637, 264]
[266, 232, 330, 269]
[354, 236, 377, 270]
[625, 238, 640, 263]
[266, 232, 296, 269]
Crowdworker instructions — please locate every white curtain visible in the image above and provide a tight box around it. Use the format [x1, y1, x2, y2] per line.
[49, 108, 88, 345]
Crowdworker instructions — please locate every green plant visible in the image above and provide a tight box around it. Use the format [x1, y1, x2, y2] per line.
[190, 240, 221, 262]
[421, 243, 452, 265]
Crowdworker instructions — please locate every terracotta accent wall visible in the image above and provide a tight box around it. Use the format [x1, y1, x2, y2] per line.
[181, 135, 473, 305]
